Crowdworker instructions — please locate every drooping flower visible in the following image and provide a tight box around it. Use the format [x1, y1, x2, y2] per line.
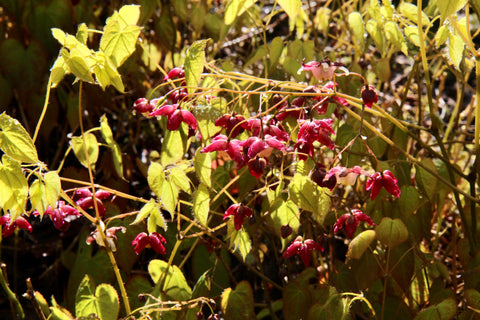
[311, 166, 337, 190]
[275, 97, 308, 121]
[87, 225, 126, 252]
[244, 116, 289, 141]
[163, 66, 185, 82]
[223, 204, 253, 231]
[247, 156, 267, 179]
[283, 236, 323, 267]
[333, 209, 375, 238]
[131, 232, 167, 255]
[240, 135, 286, 159]
[0, 214, 32, 238]
[214, 113, 248, 138]
[326, 165, 366, 186]
[295, 119, 335, 160]
[36, 201, 82, 230]
[300, 58, 348, 81]
[76, 188, 112, 216]
[201, 135, 244, 166]
[361, 85, 378, 108]
[149, 104, 197, 131]
[132, 98, 155, 114]
[366, 170, 401, 200]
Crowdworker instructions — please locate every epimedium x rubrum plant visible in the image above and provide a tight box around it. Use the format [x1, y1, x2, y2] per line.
[1, 0, 480, 319]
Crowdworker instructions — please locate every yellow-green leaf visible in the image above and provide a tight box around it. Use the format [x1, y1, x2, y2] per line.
[0, 113, 38, 163]
[404, 26, 421, 47]
[270, 200, 299, 249]
[161, 176, 179, 214]
[132, 199, 167, 232]
[277, 0, 302, 19]
[193, 183, 210, 227]
[161, 128, 186, 166]
[227, 220, 251, 261]
[75, 23, 88, 45]
[347, 12, 365, 52]
[347, 230, 376, 260]
[71, 133, 99, 170]
[184, 39, 209, 94]
[385, 21, 408, 55]
[194, 149, 212, 187]
[50, 56, 68, 88]
[398, 2, 430, 26]
[100, 5, 141, 68]
[148, 162, 164, 197]
[447, 31, 465, 70]
[149, 259, 192, 300]
[224, 0, 257, 25]
[170, 166, 191, 193]
[29, 179, 47, 216]
[435, 25, 450, 47]
[62, 48, 95, 83]
[75, 275, 119, 320]
[100, 115, 124, 178]
[44, 171, 61, 209]
[0, 156, 28, 220]
[437, 0, 467, 20]
[366, 20, 385, 54]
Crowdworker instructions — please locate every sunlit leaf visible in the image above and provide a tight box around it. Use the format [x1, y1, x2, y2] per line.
[446, 30, 465, 70]
[184, 39, 209, 94]
[100, 115, 124, 178]
[404, 26, 421, 47]
[71, 133, 99, 170]
[29, 180, 47, 217]
[399, 2, 430, 26]
[100, 5, 141, 68]
[435, 25, 450, 47]
[376, 217, 408, 247]
[170, 166, 191, 193]
[0, 112, 38, 163]
[270, 199, 299, 249]
[224, 0, 256, 25]
[347, 230, 376, 260]
[227, 220, 252, 261]
[75, 23, 88, 45]
[149, 259, 192, 300]
[385, 21, 408, 55]
[148, 162, 164, 198]
[193, 97, 227, 142]
[75, 275, 119, 320]
[161, 175, 179, 214]
[0, 156, 28, 220]
[278, 0, 302, 19]
[161, 128, 186, 166]
[347, 12, 365, 52]
[194, 149, 212, 187]
[221, 281, 255, 320]
[366, 20, 385, 55]
[193, 183, 210, 227]
[437, 0, 467, 20]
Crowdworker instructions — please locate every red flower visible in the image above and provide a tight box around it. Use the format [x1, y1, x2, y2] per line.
[76, 188, 111, 216]
[283, 236, 323, 266]
[240, 135, 286, 159]
[223, 204, 253, 231]
[326, 165, 366, 186]
[295, 119, 335, 160]
[133, 98, 154, 114]
[149, 104, 198, 131]
[366, 170, 401, 200]
[163, 66, 185, 82]
[247, 156, 267, 179]
[244, 116, 289, 141]
[311, 166, 337, 190]
[132, 232, 167, 255]
[36, 201, 81, 230]
[87, 226, 126, 252]
[0, 214, 32, 238]
[215, 113, 248, 138]
[333, 209, 375, 238]
[361, 85, 378, 108]
[201, 135, 244, 166]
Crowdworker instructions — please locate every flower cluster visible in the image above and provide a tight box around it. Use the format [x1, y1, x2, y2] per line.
[283, 236, 323, 267]
[132, 232, 167, 255]
[0, 214, 32, 238]
[333, 209, 375, 238]
[87, 226, 126, 252]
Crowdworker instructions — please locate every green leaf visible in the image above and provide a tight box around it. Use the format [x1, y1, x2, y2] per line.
[0, 112, 38, 163]
[132, 199, 167, 232]
[71, 133, 99, 170]
[61, 48, 95, 83]
[161, 128, 186, 166]
[221, 281, 255, 320]
[224, 0, 257, 25]
[30, 171, 60, 217]
[435, 25, 450, 47]
[75, 275, 119, 320]
[100, 115, 124, 178]
[184, 39, 209, 94]
[437, 0, 467, 20]
[404, 26, 421, 47]
[0, 156, 28, 220]
[34, 291, 51, 318]
[194, 149, 212, 187]
[29, 179, 47, 216]
[398, 3, 430, 26]
[226, 220, 252, 261]
[346, 230, 376, 260]
[347, 12, 365, 52]
[148, 161, 164, 197]
[75, 23, 88, 45]
[93, 52, 125, 92]
[384, 21, 408, 55]
[288, 174, 331, 225]
[149, 259, 192, 300]
[193, 183, 210, 227]
[161, 175, 179, 214]
[50, 56, 68, 88]
[446, 29, 465, 70]
[269, 37, 283, 69]
[270, 199, 300, 249]
[170, 166, 191, 193]
[465, 289, 480, 309]
[375, 217, 409, 247]
[277, 0, 302, 19]
[414, 298, 457, 320]
[283, 277, 313, 320]
[99, 5, 141, 68]
[193, 97, 227, 142]
[366, 20, 385, 55]
[415, 159, 437, 201]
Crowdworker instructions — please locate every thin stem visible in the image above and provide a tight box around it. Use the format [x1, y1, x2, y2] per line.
[0, 264, 24, 319]
[33, 75, 52, 143]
